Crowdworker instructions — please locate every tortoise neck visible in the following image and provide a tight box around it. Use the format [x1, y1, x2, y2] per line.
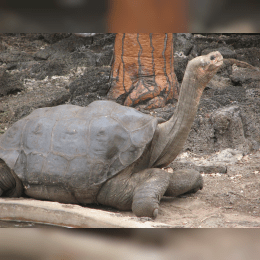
[149, 69, 205, 167]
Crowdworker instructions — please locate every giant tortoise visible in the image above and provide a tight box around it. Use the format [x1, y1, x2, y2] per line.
[0, 51, 223, 218]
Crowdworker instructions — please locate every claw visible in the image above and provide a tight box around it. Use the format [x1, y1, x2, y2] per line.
[153, 208, 159, 218]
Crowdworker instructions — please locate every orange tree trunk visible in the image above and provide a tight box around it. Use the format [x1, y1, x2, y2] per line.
[108, 33, 179, 109]
[107, 0, 188, 32]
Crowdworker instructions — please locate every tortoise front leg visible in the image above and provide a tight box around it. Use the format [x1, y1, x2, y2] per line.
[131, 168, 170, 217]
[97, 168, 170, 218]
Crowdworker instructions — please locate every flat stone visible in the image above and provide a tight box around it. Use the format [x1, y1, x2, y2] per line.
[0, 198, 171, 228]
[194, 164, 227, 174]
[209, 148, 244, 164]
[170, 149, 244, 174]
[170, 160, 227, 174]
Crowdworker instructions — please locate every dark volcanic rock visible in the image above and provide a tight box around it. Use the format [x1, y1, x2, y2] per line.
[174, 33, 194, 56]
[34, 35, 96, 64]
[174, 55, 189, 83]
[29, 60, 68, 80]
[36, 33, 72, 44]
[230, 66, 260, 85]
[174, 33, 195, 82]
[0, 68, 24, 96]
[223, 34, 260, 49]
[216, 59, 233, 78]
[0, 50, 34, 64]
[70, 93, 106, 107]
[235, 47, 260, 67]
[69, 66, 111, 102]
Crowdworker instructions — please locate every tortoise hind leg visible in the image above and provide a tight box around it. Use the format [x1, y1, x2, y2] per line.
[164, 169, 203, 197]
[0, 159, 23, 197]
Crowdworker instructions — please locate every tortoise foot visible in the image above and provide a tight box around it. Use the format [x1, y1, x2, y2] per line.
[132, 168, 170, 218]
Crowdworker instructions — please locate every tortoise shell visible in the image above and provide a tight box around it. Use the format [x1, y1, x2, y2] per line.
[0, 101, 158, 202]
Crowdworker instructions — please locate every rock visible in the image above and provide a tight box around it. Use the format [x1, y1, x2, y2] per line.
[34, 50, 50, 60]
[92, 37, 115, 67]
[70, 93, 106, 107]
[235, 47, 260, 67]
[195, 165, 227, 174]
[211, 106, 240, 134]
[174, 55, 189, 82]
[184, 115, 216, 154]
[230, 66, 260, 85]
[0, 68, 24, 96]
[91, 34, 116, 49]
[212, 85, 247, 106]
[193, 36, 229, 56]
[246, 88, 260, 99]
[206, 75, 231, 91]
[224, 34, 260, 49]
[139, 103, 177, 121]
[209, 148, 243, 164]
[174, 34, 196, 83]
[171, 160, 227, 174]
[95, 48, 114, 66]
[37, 33, 72, 44]
[0, 76, 71, 124]
[29, 60, 68, 80]
[170, 152, 228, 174]
[216, 59, 233, 78]
[69, 66, 111, 102]
[75, 33, 98, 37]
[174, 33, 194, 56]
[170, 148, 244, 174]
[210, 106, 251, 153]
[0, 50, 34, 64]
[34, 35, 97, 66]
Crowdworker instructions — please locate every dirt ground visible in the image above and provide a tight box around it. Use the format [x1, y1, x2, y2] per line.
[160, 150, 260, 227]
[87, 150, 259, 228]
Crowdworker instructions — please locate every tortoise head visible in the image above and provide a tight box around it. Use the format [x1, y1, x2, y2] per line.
[187, 51, 223, 87]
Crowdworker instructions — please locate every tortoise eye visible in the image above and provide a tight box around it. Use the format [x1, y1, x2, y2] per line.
[210, 55, 215, 60]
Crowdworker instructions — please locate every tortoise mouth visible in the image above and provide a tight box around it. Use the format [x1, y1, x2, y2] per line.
[211, 52, 223, 67]
[216, 58, 223, 67]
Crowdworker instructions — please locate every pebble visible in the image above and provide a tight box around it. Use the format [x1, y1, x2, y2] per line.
[201, 173, 223, 177]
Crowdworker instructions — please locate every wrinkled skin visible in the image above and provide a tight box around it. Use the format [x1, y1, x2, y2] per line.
[0, 52, 223, 218]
